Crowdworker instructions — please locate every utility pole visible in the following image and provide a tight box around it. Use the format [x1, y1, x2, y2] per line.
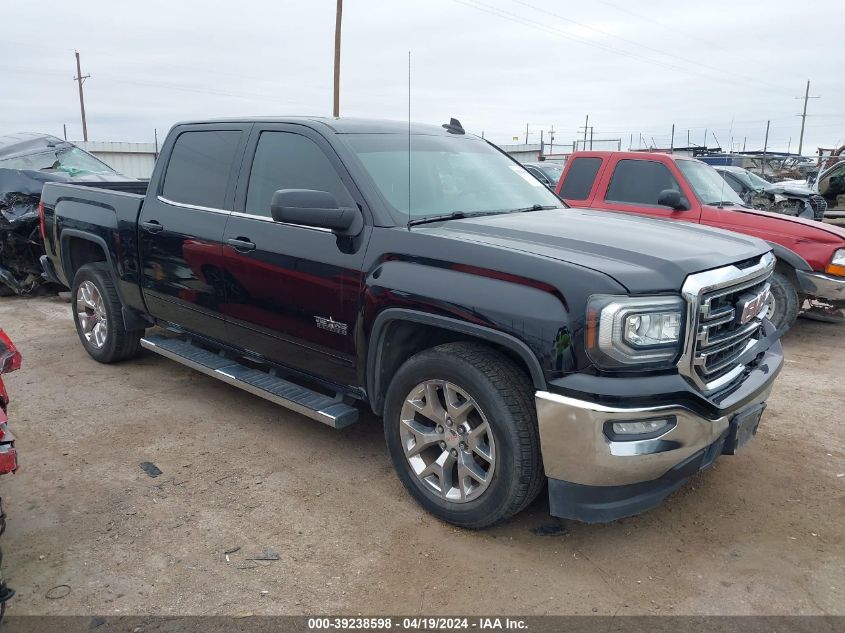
[333, 0, 343, 118]
[580, 115, 589, 148]
[63, 124, 67, 140]
[795, 80, 819, 156]
[670, 124, 675, 153]
[548, 125, 555, 154]
[762, 120, 770, 177]
[703, 128, 707, 149]
[524, 123, 530, 145]
[539, 130, 545, 158]
[73, 51, 90, 141]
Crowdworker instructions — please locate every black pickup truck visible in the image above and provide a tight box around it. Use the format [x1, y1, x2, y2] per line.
[39, 117, 784, 527]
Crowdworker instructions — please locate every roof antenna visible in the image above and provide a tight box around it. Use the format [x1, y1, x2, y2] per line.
[717, 117, 735, 208]
[407, 50, 412, 231]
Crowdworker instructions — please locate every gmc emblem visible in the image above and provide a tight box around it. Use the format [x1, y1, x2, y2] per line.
[736, 285, 771, 325]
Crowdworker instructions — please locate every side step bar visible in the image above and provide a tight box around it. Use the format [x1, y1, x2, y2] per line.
[140, 335, 358, 429]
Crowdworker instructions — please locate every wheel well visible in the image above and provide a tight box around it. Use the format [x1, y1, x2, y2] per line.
[66, 237, 107, 281]
[372, 320, 535, 415]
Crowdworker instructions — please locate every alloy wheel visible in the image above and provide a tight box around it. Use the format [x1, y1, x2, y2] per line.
[76, 280, 108, 349]
[399, 380, 496, 503]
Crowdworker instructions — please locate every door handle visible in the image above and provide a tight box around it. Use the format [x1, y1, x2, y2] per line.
[140, 220, 164, 233]
[226, 237, 256, 252]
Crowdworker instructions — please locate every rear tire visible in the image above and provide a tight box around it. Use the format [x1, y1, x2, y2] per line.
[384, 342, 544, 528]
[71, 263, 143, 363]
[767, 270, 799, 330]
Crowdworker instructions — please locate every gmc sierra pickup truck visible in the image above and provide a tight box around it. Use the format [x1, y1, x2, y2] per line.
[40, 118, 783, 527]
[556, 151, 845, 326]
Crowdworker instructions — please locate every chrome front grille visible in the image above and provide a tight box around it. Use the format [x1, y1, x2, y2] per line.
[679, 252, 776, 393]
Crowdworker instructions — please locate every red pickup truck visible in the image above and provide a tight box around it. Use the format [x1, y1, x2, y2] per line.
[556, 151, 845, 328]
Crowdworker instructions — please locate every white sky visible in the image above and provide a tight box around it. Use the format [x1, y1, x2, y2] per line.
[2, 0, 843, 154]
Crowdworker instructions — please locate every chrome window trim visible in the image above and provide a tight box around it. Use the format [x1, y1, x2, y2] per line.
[156, 197, 333, 233]
[157, 195, 229, 215]
[678, 251, 775, 393]
[229, 210, 333, 233]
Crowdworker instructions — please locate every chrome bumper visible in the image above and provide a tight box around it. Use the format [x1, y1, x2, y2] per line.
[795, 270, 845, 302]
[535, 386, 772, 487]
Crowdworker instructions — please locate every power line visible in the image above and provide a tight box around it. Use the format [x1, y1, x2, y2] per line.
[593, 0, 717, 49]
[451, 0, 788, 93]
[511, 0, 788, 94]
[451, 0, 726, 80]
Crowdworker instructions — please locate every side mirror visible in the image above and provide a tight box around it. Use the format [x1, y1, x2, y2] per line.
[657, 189, 689, 211]
[270, 189, 360, 233]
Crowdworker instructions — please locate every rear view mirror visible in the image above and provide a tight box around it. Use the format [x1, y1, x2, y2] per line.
[270, 189, 360, 233]
[657, 189, 689, 211]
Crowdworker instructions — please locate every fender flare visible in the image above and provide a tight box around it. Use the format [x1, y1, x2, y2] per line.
[60, 229, 115, 281]
[366, 308, 546, 415]
[60, 229, 151, 331]
[765, 242, 812, 273]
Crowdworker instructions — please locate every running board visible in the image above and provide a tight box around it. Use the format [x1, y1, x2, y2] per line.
[140, 335, 358, 429]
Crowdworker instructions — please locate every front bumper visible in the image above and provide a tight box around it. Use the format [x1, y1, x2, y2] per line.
[795, 269, 845, 303]
[536, 342, 782, 523]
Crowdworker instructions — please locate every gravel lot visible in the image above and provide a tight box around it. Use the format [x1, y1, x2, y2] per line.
[0, 295, 842, 616]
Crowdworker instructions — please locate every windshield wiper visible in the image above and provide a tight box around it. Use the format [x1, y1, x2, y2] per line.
[508, 204, 559, 213]
[407, 205, 558, 227]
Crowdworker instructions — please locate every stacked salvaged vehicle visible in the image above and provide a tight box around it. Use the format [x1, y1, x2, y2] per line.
[0, 134, 135, 297]
[40, 118, 785, 527]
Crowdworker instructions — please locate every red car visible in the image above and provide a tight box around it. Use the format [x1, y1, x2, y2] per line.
[0, 329, 19, 614]
[0, 331, 19, 476]
[556, 151, 845, 328]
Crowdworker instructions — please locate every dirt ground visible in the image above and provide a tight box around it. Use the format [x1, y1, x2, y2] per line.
[0, 295, 842, 616]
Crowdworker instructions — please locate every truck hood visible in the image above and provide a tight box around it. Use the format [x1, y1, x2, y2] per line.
[716, 204, 845, 241]
[421, 208, 770, 293]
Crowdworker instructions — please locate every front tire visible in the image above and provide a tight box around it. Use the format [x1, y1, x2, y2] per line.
[72, 263, 142, 363]
[384, 342, 544, 528]
[767, 270, 799, 330]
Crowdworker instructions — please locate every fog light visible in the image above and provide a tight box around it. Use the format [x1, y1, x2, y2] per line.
[604, 417, 676, 441]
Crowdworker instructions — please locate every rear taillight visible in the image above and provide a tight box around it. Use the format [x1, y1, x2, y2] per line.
[39, 201, 47, 241]
[0, 331, 21, 374]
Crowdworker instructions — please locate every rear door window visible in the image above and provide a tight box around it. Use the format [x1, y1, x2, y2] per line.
[162, 130, 242, 209]
[605, 159, 681, 205]
[560, 157, 602, 200]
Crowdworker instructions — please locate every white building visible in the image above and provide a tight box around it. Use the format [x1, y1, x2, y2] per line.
[75, 141, 158, 179]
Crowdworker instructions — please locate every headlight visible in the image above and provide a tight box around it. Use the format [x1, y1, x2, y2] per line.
[826, 249, 845, 277]
[586, 295, 685, 368]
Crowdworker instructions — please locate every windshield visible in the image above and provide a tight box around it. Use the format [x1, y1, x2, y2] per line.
[740, 169, 771, 190]
[0, 145, 118, 178]
[678, 160, 745, 206]
[345, 134, 564, 221]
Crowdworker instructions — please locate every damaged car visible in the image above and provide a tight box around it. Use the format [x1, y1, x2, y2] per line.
[714, 165, 827, 221]
[0, 134, 136, 296]
[0, 329, 20, 617]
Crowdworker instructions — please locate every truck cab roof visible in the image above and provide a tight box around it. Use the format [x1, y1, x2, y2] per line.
[171, 117, 463, 137]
